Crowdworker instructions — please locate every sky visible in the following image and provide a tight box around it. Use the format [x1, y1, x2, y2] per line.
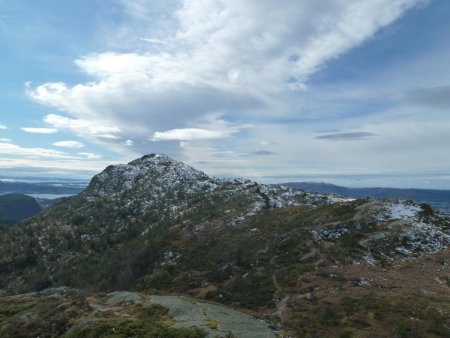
[1, 0, 450, 188]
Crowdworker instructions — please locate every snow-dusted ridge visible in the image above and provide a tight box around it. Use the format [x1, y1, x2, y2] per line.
[312, 198, 450, 258]
[64, 154, 449, 258]
[3, 153, 449, 299]
[82, 154, 349, 227]
[87, 153, 343, 206]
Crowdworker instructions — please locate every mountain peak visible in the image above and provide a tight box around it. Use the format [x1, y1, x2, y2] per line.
[86, 153, 209, 196]
[78, 154, 343, 230]
[125, 154, 205, 178]
[127, 153, 174, 166]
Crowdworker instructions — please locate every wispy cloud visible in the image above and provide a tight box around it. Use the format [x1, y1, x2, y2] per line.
[247, 150, 276, 156]
[78, 152, 102, 159]
[0, 138, 11, 142]
[0, 141, 77, 159]
[316, 132, 376, 141]
[405, 85, 450, 109]
[0, 124, 7, 129]
[153, 128, 234, 141]
[43, 114, 121, 138]
[19, 0, 448, 185]
[0, 157, 108, 175]
[21, 127, 58, 134]
[123, 139, 133, 146]
[53, 140, 84, 149]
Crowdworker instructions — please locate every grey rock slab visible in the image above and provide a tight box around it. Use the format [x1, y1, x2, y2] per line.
[358, 232, 387, 248]
[106, 291, 143, 305]
[150, 295, 275, 338]
[300, 251, 316, 261]
[39, 286, 78, 296]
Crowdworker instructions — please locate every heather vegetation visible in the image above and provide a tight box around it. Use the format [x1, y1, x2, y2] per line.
[0, 155, 448, 337]
[0, 290, 206, 338]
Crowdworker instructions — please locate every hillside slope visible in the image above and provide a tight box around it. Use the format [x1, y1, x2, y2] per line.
[0, 154, 449, 337]
[1, 154, 340, 291]
[0, 194, 42, 225]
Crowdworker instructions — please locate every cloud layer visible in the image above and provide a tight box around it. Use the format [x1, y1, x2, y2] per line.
[53, 141, 85, 149]
[21, 127, 58, 134]
[17, 0, 450, 188]
[0, 141, 77, 159]
[29, 0, 425, 152]
[316, 132, 376, 141]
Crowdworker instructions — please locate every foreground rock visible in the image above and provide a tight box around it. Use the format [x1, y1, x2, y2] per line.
[151, 295, 275, 338]
[0, 289, 276, 337]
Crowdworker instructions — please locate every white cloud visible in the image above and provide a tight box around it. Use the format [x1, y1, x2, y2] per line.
[44, 114, 121, 138]
[0, 124, 7, 129]
[0, 156, 109, 174]
[0, 138, 11, 142]
[289, 0, 429, 81]
[139, 37, 166, 45]
[74, 52, 155, 78]
[21, 127, 58, 134]
[97, 134, 121, 139]
[153, 114, 251, 141]
[25, 0, 441, 183]
[153, 128, 235, 141]
[29, 0, 423, 149]
[123, 139, 134, 146]
[0, 142, 77, 159]
[53, 141, 84, 149]
[78, 152, 102, 159]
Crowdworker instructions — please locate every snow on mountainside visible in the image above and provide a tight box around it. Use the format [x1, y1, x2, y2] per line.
[60, 154, 447, 259]
[80, 154, 348, 227]
[6, 154, 448, 261]
[312, 198, 450, 260]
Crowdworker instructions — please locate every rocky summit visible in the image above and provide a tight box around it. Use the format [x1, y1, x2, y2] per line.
[83, 153, 344, 225]
[0, 154, 449, 337]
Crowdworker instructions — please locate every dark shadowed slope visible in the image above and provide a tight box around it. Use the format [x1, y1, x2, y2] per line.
[0, 194, 42, 225]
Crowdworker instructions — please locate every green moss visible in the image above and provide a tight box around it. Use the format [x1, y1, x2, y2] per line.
[339, 330, 354, 338]
[0, 298, 42, 317]
[206, 318, 219, 330]
[139, 303, 169, 320]
[0, 293, 206, 338]
[66, 320, 205, 338]
[394, 320, 414, 337]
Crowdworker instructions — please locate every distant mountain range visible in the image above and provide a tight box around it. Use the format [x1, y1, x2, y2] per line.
[0, 179, 86, 196]
[281, 182, 450, 214]
[3, 175, 448, 214]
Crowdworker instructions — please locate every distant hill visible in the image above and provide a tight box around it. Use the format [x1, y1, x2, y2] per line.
[0, 180, 85, 195]
[0, 194, 42, 225]
[280, 182, 450, 214]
